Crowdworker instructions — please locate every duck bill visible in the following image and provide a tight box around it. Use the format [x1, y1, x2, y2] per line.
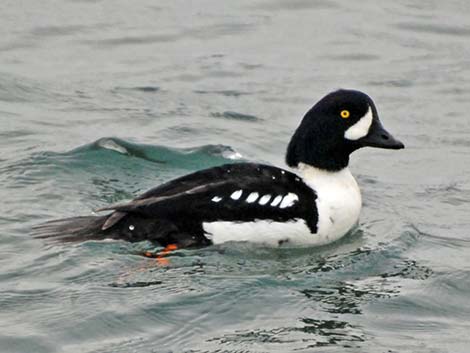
[358, 120, 404, 150]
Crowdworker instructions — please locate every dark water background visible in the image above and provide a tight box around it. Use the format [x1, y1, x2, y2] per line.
[2, 1, 470, 352]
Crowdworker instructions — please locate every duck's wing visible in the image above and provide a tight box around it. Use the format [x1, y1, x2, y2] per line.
[98, 163, 318, 232]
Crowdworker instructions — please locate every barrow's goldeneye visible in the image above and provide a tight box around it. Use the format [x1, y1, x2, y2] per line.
[35, 89, 404, 248]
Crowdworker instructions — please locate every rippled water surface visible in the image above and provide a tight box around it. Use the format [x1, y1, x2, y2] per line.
[2, 1, 470, 352]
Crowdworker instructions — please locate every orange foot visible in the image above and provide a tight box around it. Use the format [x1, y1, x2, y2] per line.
[143, 244, 178, 266]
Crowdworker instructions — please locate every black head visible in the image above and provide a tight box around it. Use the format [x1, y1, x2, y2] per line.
[286, 89, 404, 171]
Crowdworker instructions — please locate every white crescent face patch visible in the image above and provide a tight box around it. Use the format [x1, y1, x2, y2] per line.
[344, 106, 373, 141]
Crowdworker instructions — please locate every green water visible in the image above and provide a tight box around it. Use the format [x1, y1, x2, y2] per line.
[2, 0, 470, 352]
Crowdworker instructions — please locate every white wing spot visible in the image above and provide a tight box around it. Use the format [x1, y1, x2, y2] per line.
[281, 170, 285, 174]
[231, 190, 243, 200]
[280, 193, 299, 209]
[129, 225, 135, 231]
[246, 192, 259, 203]
[211, 196, 223, 203]
[295, 177, 300, 182]
[258, 194, 271, 205]
[272, 176, 276, 180]
[270, 195, 282, 207]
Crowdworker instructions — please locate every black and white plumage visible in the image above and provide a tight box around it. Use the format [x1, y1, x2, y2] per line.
[34, 89, 404, 248]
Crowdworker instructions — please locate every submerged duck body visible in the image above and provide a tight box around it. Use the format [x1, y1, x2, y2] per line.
[35, 89, 404, 248]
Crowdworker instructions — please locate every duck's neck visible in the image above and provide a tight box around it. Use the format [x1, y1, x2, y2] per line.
[296, 162, 358, 192]
[285, 133, 351, 172]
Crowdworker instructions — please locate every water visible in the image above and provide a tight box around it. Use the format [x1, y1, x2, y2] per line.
[1, 0, 470, 352]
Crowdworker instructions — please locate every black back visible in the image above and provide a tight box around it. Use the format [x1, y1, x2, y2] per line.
[99, 163, 318, 246]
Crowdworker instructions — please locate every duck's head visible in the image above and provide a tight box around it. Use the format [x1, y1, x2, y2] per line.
[286, 89, 404, 171]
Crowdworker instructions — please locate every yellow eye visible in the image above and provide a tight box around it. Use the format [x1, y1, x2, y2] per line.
[340, 110, 350, 119]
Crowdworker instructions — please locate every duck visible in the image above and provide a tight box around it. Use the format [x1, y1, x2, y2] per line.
[35, 89, 404, 249]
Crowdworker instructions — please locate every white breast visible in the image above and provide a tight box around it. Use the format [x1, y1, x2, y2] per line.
[299, 163, 362, 245]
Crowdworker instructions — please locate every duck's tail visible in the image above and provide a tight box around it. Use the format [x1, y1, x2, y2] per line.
[32, 215, 109, 242]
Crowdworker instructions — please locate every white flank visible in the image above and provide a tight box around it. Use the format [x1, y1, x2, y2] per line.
[258, 194, 271, 205]
[204, 219, 317, 246]
[344, 106, 373, 140]
[279, 193, 299, 209]
[246, 192, 259, 203]
[270, 195, 283, 207]
[211, 196, 222, 203]
[231, 190, 243, 200]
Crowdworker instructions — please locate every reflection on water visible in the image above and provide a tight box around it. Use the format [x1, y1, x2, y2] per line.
[208, 318, 365, 349]
[301, 280, 397, 315]
[298, 318, 365, 349]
